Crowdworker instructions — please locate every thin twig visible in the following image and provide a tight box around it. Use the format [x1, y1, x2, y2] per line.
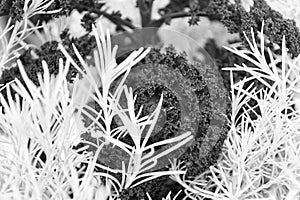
[150, 11, 208, 27]
[89, 8, 136, 30]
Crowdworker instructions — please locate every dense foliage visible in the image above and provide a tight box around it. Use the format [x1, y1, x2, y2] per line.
[1, 0, 299, 199]
[0, 31, 96, 102]
[75, 47, 229, 199]
[4, 0, 300, 57]
[161, 0, 300, 58]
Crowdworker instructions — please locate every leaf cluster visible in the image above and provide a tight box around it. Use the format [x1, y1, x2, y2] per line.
[0, 0, 72, 23]
[160, 0, 300, 58]
[0, 31, 96, 103]
[204, 0, 300, 58]
[115, 45, 229, 199]
[177, 24, 300, 200]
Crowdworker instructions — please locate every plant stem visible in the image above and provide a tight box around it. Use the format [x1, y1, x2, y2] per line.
[138, 0, 154, 27]
[150, 11, 208, 27]
[75, 4, 136, 30]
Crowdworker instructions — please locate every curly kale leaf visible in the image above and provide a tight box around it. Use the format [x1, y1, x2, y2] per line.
[0, 30, 96, 103]
[205, 0, 300, 58]
[0, 0, 13, 16]
[113, 46, 229, 199]
[159, 0, 300, 58]
[3, 0, 72, 23]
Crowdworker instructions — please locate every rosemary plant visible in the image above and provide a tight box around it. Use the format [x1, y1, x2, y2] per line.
[0, 0, 300, 200]
[0, 19, 194, 198]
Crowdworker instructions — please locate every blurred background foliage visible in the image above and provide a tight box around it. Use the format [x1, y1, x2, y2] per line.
[0, 0, 300, 199]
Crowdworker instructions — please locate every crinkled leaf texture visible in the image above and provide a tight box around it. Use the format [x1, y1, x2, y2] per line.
[0, 22, 193, 199]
